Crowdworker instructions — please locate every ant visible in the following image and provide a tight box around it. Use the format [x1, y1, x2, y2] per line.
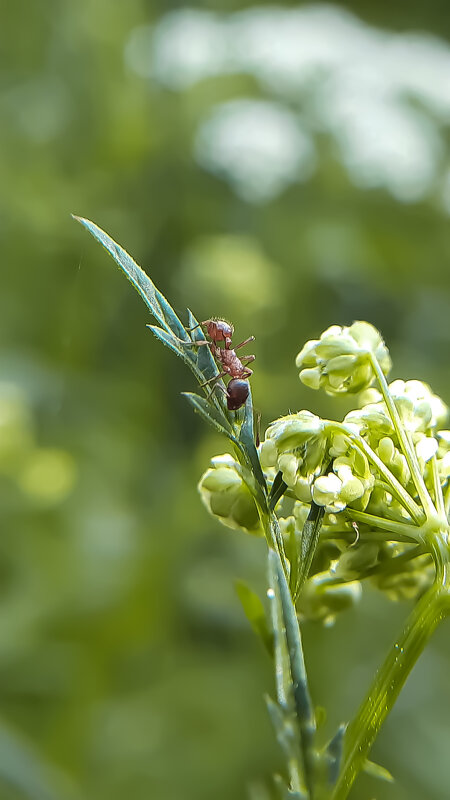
[187, 318, 255, 410]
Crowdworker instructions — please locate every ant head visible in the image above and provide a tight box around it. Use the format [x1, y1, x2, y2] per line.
[226, 378, 249, 410]
[204, 318, 234, 345]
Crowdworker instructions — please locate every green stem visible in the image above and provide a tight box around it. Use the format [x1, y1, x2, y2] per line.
[444, 482, 450, 519]
[369, 355, 436, 519]
[321, 528, 418, 545]
[259, 506, 290, 581]
[347, 508, 421, 542]
[430, 454, 446, 519]
[332, 576, 449, 799]
[337, 424, 423, 524]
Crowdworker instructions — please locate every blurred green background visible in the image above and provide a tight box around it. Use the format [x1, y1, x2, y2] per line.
[1, 1, 450, 798]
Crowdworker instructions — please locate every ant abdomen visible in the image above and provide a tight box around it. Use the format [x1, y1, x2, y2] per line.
[226, 379, 249, 410]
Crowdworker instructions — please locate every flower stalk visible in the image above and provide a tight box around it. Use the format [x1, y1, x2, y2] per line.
[332, 572, 449, 799]
[77, 219, 450, 800]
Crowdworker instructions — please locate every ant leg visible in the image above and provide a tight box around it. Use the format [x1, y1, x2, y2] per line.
[240, 355, 255, 365]
[255, 410, 261, 447]
[207, 382, 227, 400]
[179, 339, 210, 347]
[241, 367, 253, 378]
[234, 336, 255, 351]
[200, 370, 227, 388]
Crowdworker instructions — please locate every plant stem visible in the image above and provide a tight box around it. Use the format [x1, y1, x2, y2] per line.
[347, 508, 421, 542]
[337, 424, 423, 524]
[430, 454, 446, 518]
[369, 355, 437, 519]
[332, 578, 449, 799]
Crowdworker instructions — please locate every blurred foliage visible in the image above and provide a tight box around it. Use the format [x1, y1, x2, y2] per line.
[0, 1, 450, 798]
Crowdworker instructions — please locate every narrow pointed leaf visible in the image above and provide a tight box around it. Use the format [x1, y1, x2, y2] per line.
[265, 696, 296, 758]
[182, 392, 236, 440]
[363, 758, 394, 783]
[325, 723, 346, 785]
[268, 549, 316, 796]
[73, 216, 171, 330]
[235, 580, 272, 655]
[286, 525, 302, 597]
[295, 501, 325, 600]
[187, 309, 219, 383]
[148, 325, 196, 367]
[268, 551, 292, 711]
[154, 288, 190, 342]
[74, 216, 188, 344]
[239, 387, 267, 495]
[269, 471, 288, 510]
[272, 552, 314, 728]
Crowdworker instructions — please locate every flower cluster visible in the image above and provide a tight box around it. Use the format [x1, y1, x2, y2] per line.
[296, 321, 391, 396]
[198, 321, 450, 624]
[259, 411, 327, 501]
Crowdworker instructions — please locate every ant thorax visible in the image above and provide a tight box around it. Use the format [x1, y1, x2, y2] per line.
[218, 347, 243, 373]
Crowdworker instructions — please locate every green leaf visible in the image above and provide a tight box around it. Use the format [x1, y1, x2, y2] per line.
[363, 758, 394, 783]
[154, 288, 190, 342]
[74, 216, 187, 340]
[265, 696, 296, 758]
[235, 580, 272, 655]
[273, 552, 314, 728]
[325, 723, 346, 786]
[268, 552, 293, 712]
[182, 392, 236, 440]
[187, 309, 219, 383]
[268, 549, 316, 795]
[239, 387, 267, 496]
[286, 524, 302, 597]
[269, 471, 288, 510]
[294, 501, 325, 601]
[148, 325, 197, 368]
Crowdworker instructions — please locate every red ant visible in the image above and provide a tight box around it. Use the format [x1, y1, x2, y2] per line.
[187, 318, 255, 410]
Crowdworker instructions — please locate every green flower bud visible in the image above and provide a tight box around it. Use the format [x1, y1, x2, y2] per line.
[368, 544, 433, 601]
[325, 434, 374, 512]
[357, 380, 448, 435]
[372, 561, 433, 602]
[278, 453, 299, 487]
[300, 571, 362, 625]
[312, 472, 346, 512]
[260, 411, 327, 487]
[198, 454, 262, 535]
[335, 542, 379, 580]
[374, 437, 410, 487]
[294, 476, 313, 503]
[296, 322, 391, 396]
[344, 405, 394, 443]
[311, 454, 374, 512]
[414, 434, 438, 464]
[278, 515, 296, 539]
[434, 432, 450, 486]
[293, 501, 310, 529]
[390, 380, 448, 431]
